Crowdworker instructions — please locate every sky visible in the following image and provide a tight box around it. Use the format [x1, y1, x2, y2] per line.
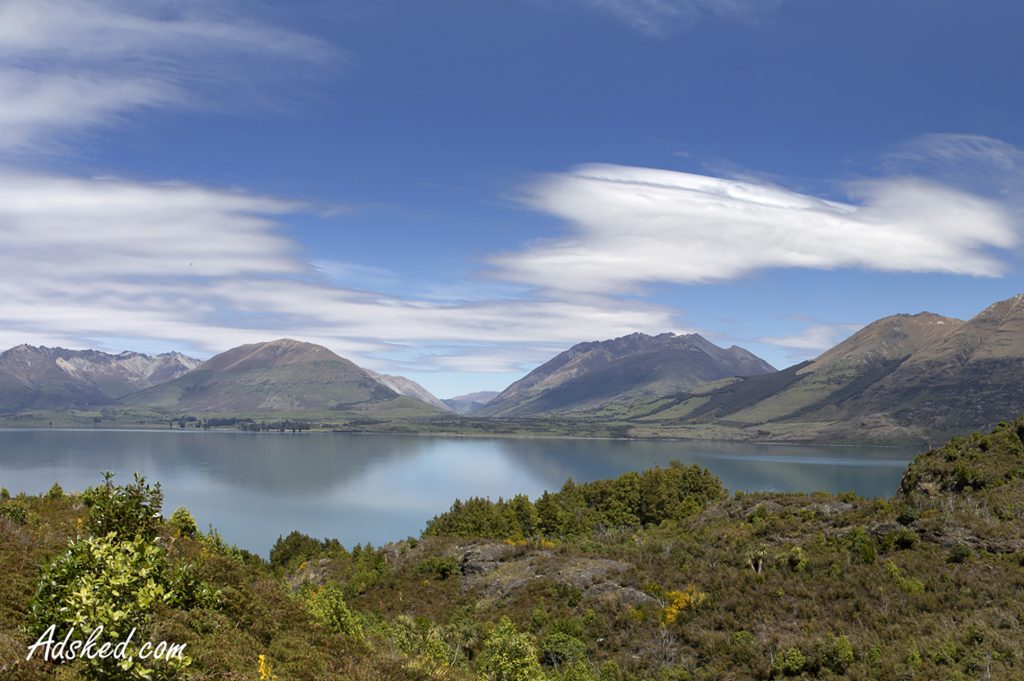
[1, 0, 1023, 398]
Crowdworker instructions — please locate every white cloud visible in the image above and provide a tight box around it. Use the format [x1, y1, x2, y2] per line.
[0, 0, 336, 153]
[0, 170, 676, 373]
[491, 164, 1019, 293]
[761, 323, 862, 352]
[569, 0, 785, 34]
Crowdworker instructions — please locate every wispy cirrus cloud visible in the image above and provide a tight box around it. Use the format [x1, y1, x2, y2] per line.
[0, 171, 677, 373]
[565, 0, 787, 34]
[0, 0, 337, 154]
[761, 322, 863, 360]
[491, 163, 1019, 293]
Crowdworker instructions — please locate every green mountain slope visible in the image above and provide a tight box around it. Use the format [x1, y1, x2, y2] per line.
[118, 338, 409, 413]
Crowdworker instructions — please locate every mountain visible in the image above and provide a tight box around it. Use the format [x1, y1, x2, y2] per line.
[118, 339, 415, 413]
[658, 312, 963, 425]
[0, 345, 201, 412]
[837, 294, 1024, 437]
[477, 332, 775, 417]
[364, 370, 449, 411]
[621, 294, 1024, 443]
[442, 391, 499, 415]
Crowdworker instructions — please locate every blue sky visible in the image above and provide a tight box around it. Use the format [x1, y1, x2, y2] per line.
[1, 0, 1023, 398]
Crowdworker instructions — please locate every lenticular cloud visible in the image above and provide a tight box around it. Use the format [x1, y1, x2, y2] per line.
[493, 164, 1018, 293]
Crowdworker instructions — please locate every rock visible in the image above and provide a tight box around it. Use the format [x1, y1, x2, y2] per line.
[584, 582, 656, 607]
[286, 558, 332, 591]
[744, 501, 786, 519]
[808, 501, 854, 516]
[460, 542, 517, 576]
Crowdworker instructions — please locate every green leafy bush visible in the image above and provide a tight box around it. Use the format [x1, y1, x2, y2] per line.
[269, 530, 346, 571]
[413, 555, 461, 580]
[82, 471, 163, 541]
[480, 617, 545, 681]
[27, 533, 211, 680]
[303, 583, 364, 639]
[167, 506, 199, 538]
[540, 631, 587, 667]
[773, 646, 806, 676]
[0, 499, 28, 524]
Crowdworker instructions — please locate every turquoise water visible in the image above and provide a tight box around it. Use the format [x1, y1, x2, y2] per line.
[0, 429, 918, 554]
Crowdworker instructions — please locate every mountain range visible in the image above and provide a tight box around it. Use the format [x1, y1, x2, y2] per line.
[3, 292, 1024, 443]
[0, 345, 201, 412]
[611, 294, 1024, 442]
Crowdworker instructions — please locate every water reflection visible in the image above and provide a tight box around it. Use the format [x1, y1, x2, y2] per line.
[0, 429, 918, 555]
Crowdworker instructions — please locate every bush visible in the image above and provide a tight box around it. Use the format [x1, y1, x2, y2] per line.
[0, 499, 28, 524]
[414, 555, 461, 580]
[821, 634, 854, 673]
[773, 647, 806, 676]
[27, 533, 212, 680]
[883, 528, 920, 551]
[540, 631, 587, 667]
[480, 617, 545, 681]
[269, 530, 347, 571]
[167, 506, 199, 538]
[948, 544, 971, 564]
[304, 583, 364, 639]
[82, 471, 163, 541]
[845, 527, 877, 564]
[46, 482, 64, 499]
[885, 561, 925, 595]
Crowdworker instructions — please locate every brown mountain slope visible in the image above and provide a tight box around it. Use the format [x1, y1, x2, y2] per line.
[833, 294, 1024, 437]
[478, 332, 775, 417]
[118, 339, 406, 412]
[706, 312, 963, 424]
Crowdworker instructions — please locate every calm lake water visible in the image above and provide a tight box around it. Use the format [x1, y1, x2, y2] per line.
[0, 429, 919, 555]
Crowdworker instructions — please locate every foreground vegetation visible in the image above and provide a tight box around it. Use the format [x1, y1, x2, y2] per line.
[2, 417, 1024, 679]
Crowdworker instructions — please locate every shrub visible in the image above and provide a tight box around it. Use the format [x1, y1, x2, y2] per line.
[773, 647, 806, 676]
[0, 499, 28, 524]
[414, 555, 460, 580]
[45, 482, 64, 499]
[948, 544, 971, 564]
[662, 585, 707, 625]
[821, 634, 854, 673]
[845, 527, 877, 564]
[479, 617, 545, 681]
[27, 532, 211, 680]
[269, 530, 346, 571]
[81, 471, 163, 541]
[883, 528, 920, 551]
[167, 506, 199, 538]
[540, 631, 587, 667]
[885, 560, 925, 595]
[303, 583, 364, 639]
[786, 546, 807, 572]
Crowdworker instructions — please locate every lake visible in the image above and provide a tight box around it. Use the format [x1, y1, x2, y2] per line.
[0, 429, 919, 555]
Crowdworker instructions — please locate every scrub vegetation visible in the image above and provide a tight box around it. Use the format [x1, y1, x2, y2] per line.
[2, 418, 1024, 679]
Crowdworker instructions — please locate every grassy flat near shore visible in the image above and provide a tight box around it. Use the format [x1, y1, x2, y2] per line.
[2, 418, 1024, 679]
[0, 406, 933, 447]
